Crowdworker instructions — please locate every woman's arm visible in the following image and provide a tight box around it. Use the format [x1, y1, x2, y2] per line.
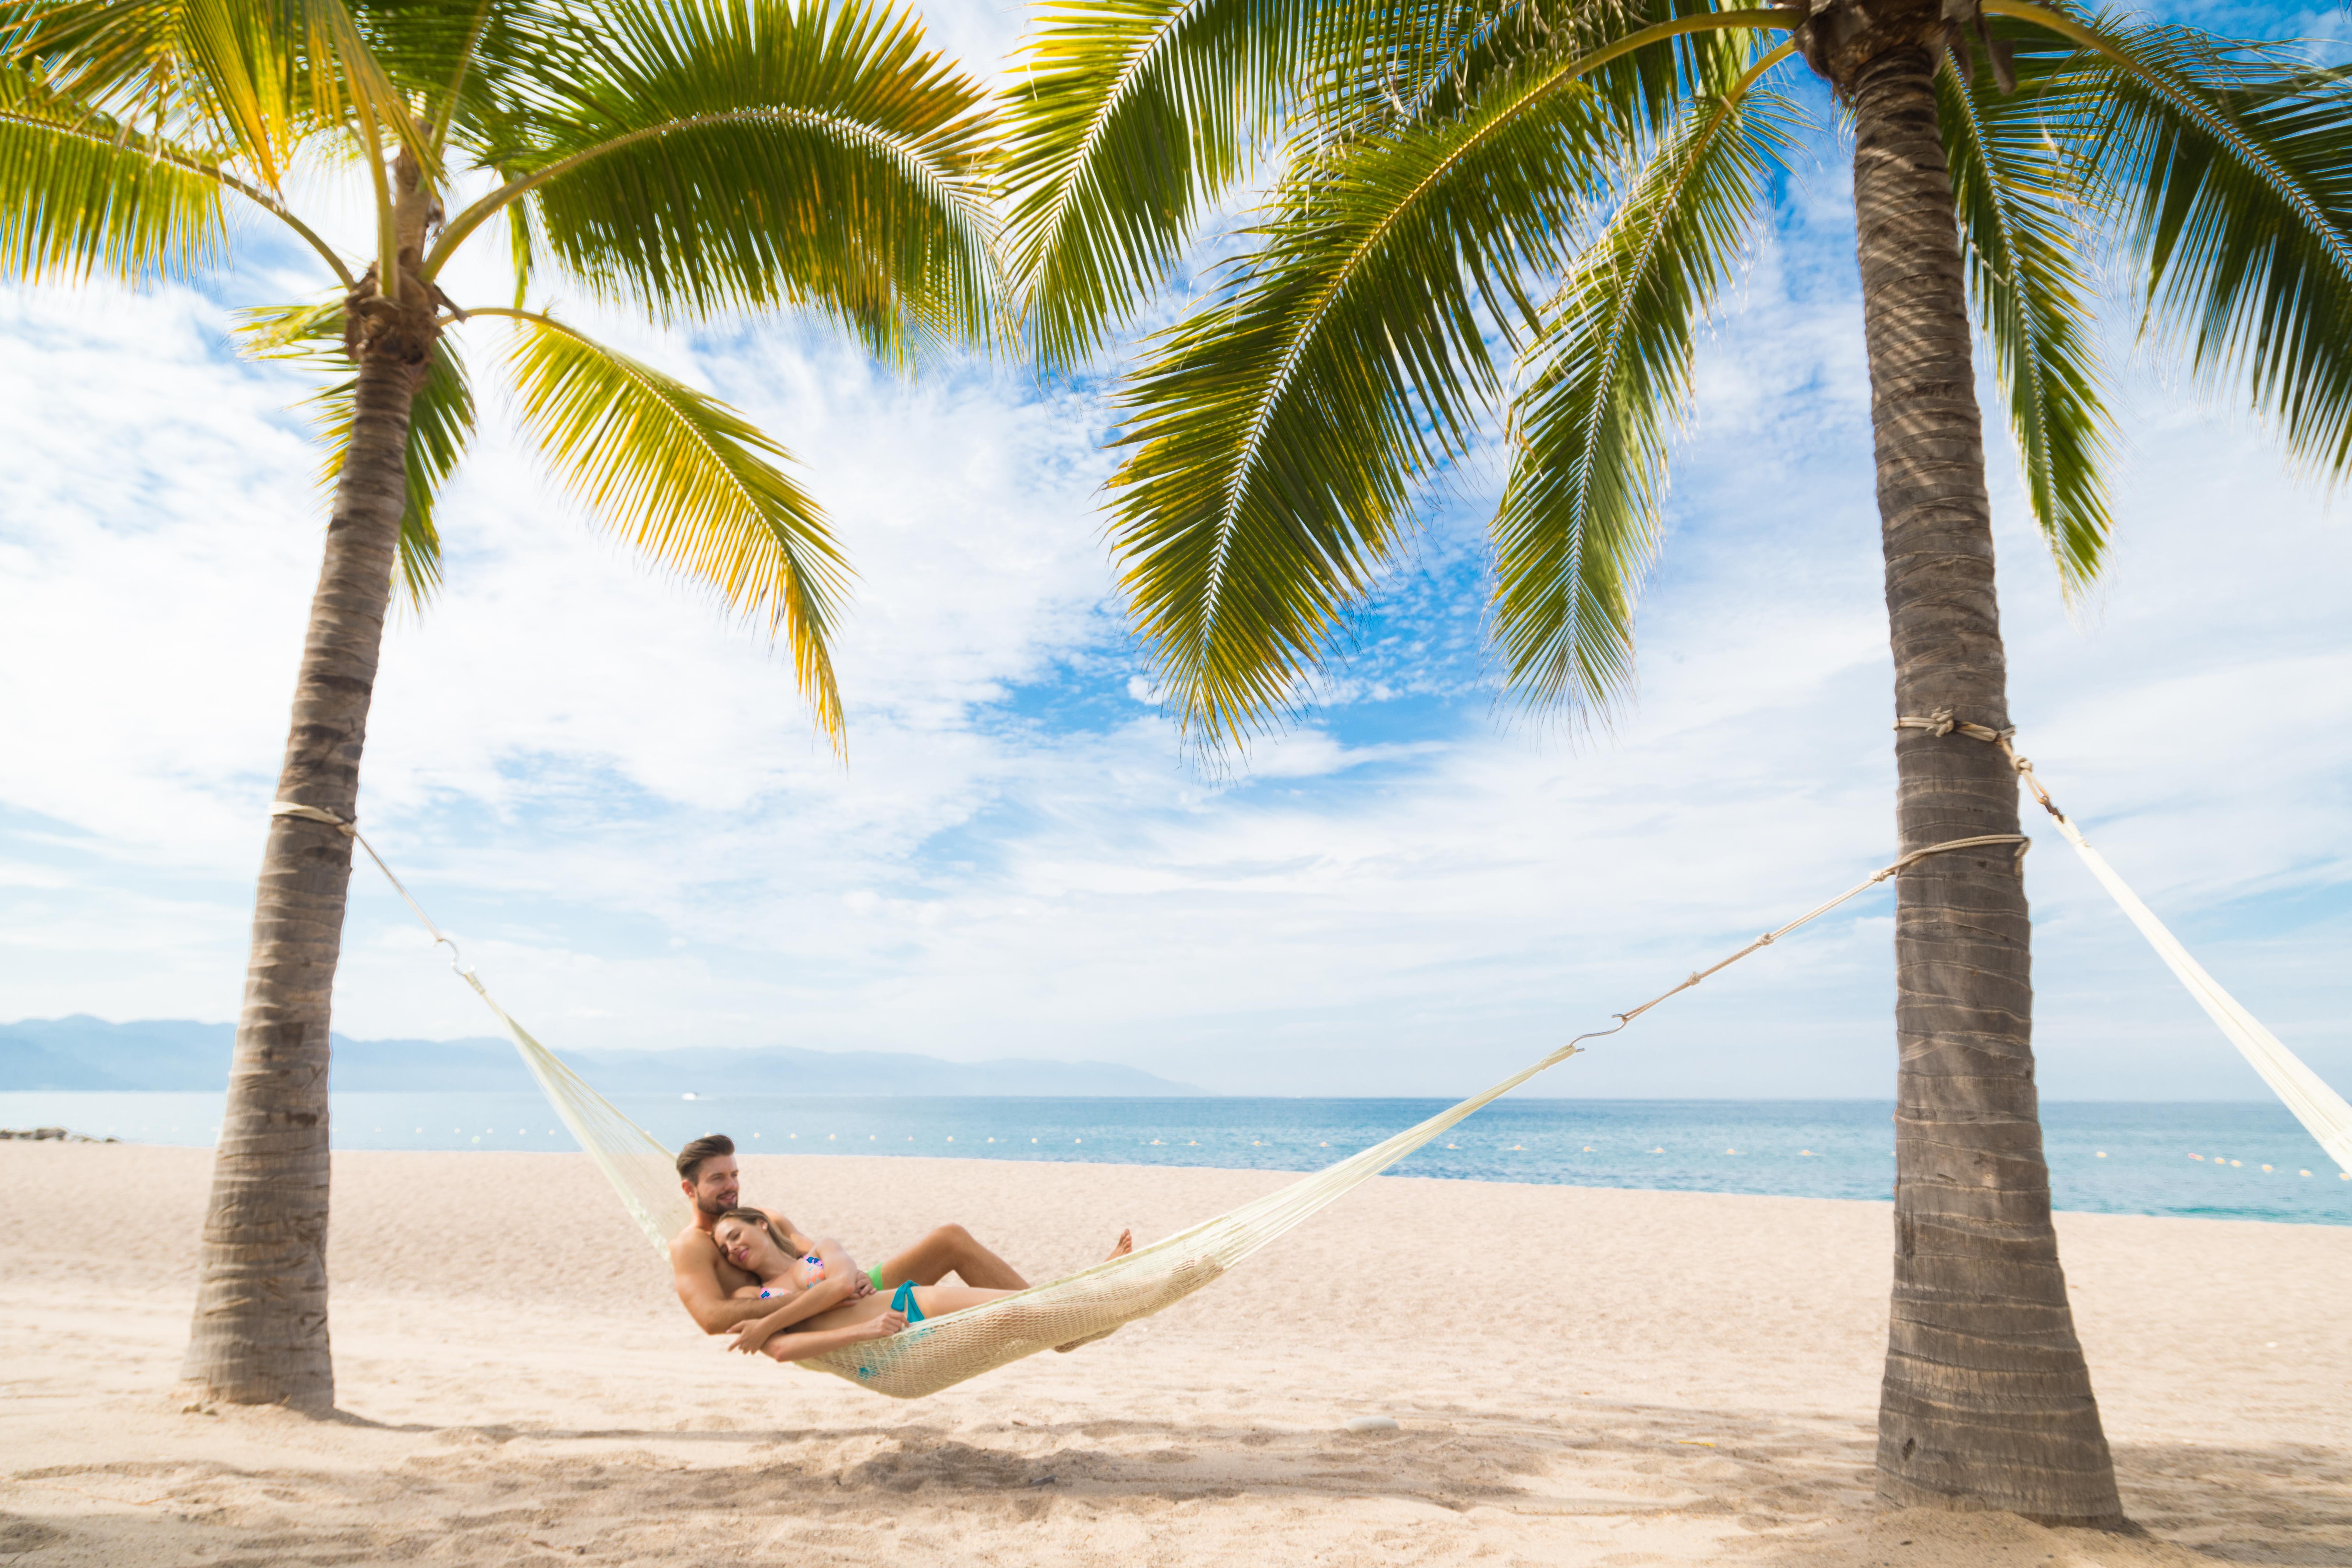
[750, 1309, 906, 1365]
[725, 1238, 864, 1352]
[726, 1285, 838, 1345]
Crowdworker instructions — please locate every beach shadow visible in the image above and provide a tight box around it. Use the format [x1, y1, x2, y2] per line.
[1726, 1435, 2352, 1568]
[2112, 1437, 2352, 1567]
[7, 1411, 2344, 1565]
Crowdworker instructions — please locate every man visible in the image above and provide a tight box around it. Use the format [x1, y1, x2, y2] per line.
[668, 1133, 1130, 1337]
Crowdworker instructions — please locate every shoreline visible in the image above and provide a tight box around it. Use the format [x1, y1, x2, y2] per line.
[8, 1133, 2344, 1229]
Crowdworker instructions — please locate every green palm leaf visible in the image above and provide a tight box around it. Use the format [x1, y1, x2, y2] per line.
[1000, 0, 1315, 370]
[13, 0, 300, 181]
[1002, 0, 1758, 371]
[349, 0, 556, 142]
[0, 66, 226, 280]
[1937, 22, 2110, 591]
[1494, 70, 1793, 715]
[1347, 0, 1755, 145]
[2048, 11, 2352, 475]
[1107, 52, 1626, 742]
[17, 0, 422, 189]
[496, 308, 851, 742]
[439, 0, 996, 360]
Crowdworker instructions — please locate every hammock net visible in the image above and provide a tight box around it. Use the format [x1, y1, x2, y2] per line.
[340, 750, 2352, 1402]
[474, 951, 1584, 1397]
[2042, 815, 2352, 1175]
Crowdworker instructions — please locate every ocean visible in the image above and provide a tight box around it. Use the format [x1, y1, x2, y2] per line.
[5, 1091, 2345, 1227]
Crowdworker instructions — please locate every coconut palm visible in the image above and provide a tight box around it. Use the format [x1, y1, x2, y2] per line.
[3, 0, 995, 1411]
[1000, 0, 2352, 1524]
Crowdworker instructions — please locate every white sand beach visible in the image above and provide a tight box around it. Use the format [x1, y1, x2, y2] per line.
[1, 1142, 2345, 1565]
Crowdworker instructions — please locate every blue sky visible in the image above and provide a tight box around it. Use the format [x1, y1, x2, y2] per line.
[2, 0, 2349, 1100]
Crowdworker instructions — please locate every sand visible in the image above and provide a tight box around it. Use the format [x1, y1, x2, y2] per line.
[0, 1143, 2345, 1566]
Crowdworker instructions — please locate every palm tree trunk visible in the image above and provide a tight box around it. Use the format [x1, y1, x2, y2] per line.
[1845, 43, 2122, 1525]
[178, 348, 417, 1411]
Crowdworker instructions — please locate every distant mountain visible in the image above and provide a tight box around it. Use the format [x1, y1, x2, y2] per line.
[0, 1016, 1204, 1097]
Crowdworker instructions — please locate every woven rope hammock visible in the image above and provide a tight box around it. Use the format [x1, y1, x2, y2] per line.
[283, 730, 2352, 1400]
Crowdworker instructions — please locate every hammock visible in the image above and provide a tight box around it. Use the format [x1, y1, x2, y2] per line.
[282, 738, 2351, 1400]
[455, 969, 1591, 1396]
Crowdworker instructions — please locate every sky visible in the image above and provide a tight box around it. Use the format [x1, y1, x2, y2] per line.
[2, 0, 2348, 1100]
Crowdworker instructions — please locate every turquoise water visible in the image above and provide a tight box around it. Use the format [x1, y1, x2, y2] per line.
[5, 1092, 2345, 1226]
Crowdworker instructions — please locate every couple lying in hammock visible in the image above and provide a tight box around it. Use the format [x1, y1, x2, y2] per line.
[666, 1133, 1133, 1364]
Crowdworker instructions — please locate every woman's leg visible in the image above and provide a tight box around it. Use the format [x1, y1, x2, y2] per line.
[908, 1284, 1018, 1317]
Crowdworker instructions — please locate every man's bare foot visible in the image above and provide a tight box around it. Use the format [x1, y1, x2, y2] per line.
[1105, 1228, 1133, 1261]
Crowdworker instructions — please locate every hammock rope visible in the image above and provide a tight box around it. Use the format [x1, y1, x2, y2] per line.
[1895, 712, 2352, 1176]
[285, 733, 2351, 1399]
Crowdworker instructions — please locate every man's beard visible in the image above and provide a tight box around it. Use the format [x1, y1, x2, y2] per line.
[697, 1191, 735, 1218]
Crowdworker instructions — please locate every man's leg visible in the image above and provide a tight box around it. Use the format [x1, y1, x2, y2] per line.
[872, 1224, 1028, 1291]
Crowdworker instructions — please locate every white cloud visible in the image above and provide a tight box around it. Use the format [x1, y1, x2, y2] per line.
[2, 92, 2348, 1108]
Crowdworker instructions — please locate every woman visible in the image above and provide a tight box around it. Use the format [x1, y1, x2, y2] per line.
[711, 1208, 1019, 1363]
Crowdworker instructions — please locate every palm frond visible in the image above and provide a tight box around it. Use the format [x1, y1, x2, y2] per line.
[0, 66, 226, 280]
[1000, 0, 1313, 370]
[1344, 0, 1751, 146]
[2053, 12, 2352, 477]
[1000, 0, 1771, 372]
[238, 298, 476, 610]
[17, 0, 310, 187]
[505, 188, 534, 306]
[1493, 75, 1792, 715]
[440, 0, 996, 360]
[295, 0, 420, 156]
[1937, 23, 2110, 591]
[13, 0, 441, 192]
[350, 0, 539, 145]
[1107, 52, 1627, 744]
[496, 308, 851, 744]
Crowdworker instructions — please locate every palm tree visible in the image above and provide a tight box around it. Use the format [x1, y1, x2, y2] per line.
[1000, 0, 2352, 1525]
[3, 0, 995, 1411]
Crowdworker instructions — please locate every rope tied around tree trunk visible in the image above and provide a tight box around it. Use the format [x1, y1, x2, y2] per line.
[1893, 716, 2352, 1175]
[268, 800, 471, 975]
[1894, 707, 2069, 822]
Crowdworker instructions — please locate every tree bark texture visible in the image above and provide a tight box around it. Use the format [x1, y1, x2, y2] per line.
[1848, 45, 2122, 1526]
[178, 350, 418, 1411]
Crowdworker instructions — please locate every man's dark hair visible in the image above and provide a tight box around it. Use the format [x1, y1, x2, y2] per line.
[676, 1133, 735, 1182]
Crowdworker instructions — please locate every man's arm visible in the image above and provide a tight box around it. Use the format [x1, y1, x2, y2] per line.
[671, 1231, 800, 1334]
